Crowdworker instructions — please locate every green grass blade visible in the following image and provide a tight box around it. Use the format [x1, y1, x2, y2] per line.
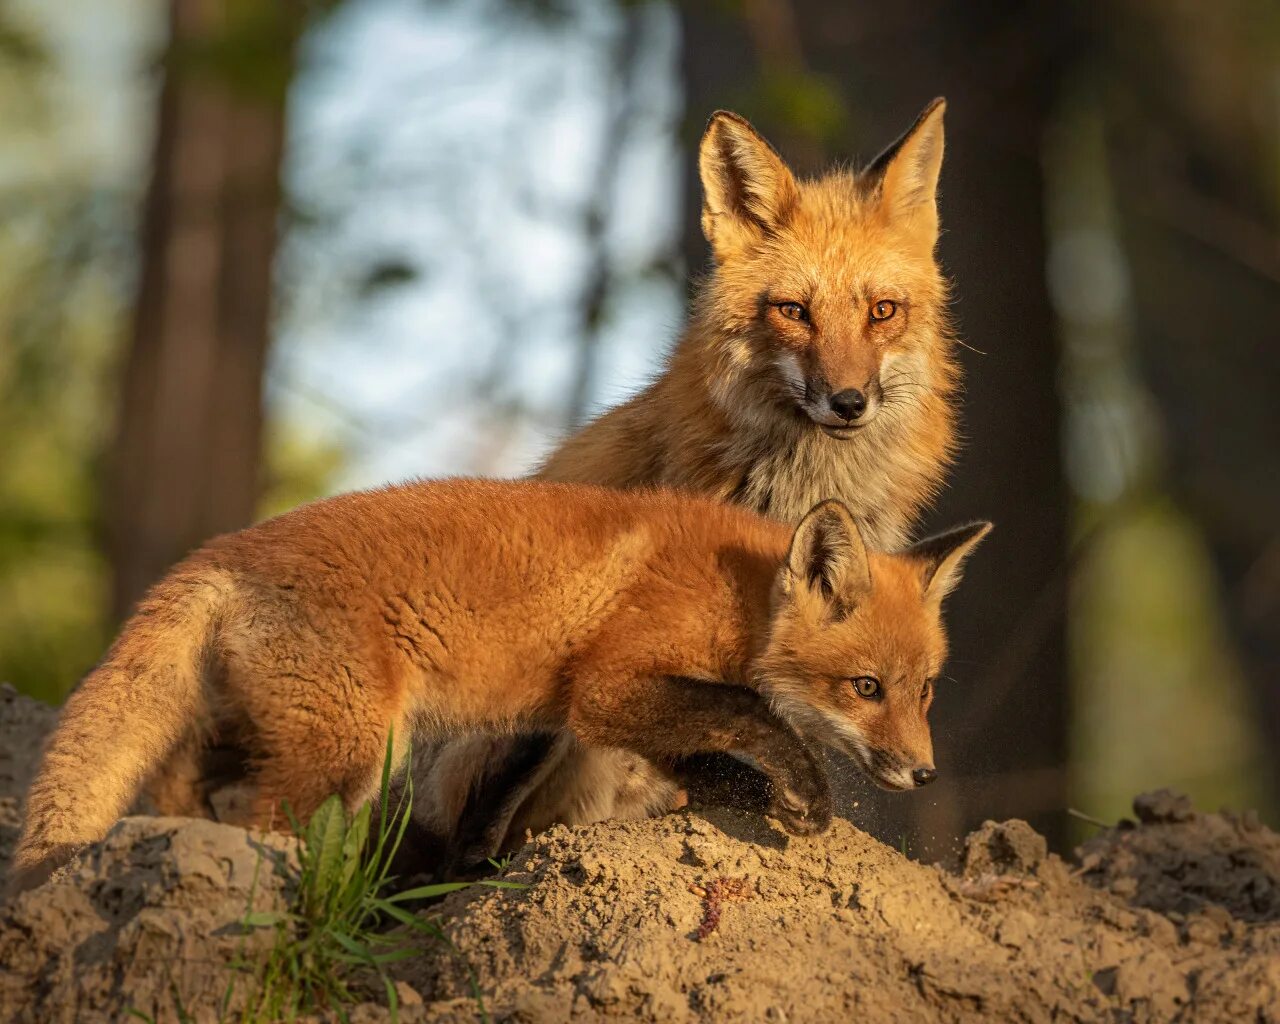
[378, 728, 395, 841]
[382, 881, 472, 902]
[343, 802, 372, 888]
[306, 796, 348, 907]
[242, 910, 290, 928]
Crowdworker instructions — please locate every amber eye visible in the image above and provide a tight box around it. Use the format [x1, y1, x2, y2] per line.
[921, 679, 934, 704]
[870, 299, 897, 321]
[776, 301, 809, 322]
[851, 676, 882, 700]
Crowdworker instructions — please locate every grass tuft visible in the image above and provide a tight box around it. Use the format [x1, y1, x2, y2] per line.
[226, 731, 521, 1023]
[129, 731, 523, 1022]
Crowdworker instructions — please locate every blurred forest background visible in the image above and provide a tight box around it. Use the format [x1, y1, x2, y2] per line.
[1, 0, 1276, 856]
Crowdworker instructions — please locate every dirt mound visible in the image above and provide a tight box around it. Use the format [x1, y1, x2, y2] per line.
[1078, 788, 1280, 923]
[0, 818, 296, 1023]
[408, 805, 1280, 1023]
[0, 688, 296, 1023]
[2, 686, 1278, 1023]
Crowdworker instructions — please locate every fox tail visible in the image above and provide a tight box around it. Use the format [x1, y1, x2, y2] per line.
[7, 570, 228, 895]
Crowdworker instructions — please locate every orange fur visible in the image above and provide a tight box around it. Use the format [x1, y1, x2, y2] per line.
[420, 100, 962, 857]
[9, 481, 986, 893]
[543, 98, 957, 538]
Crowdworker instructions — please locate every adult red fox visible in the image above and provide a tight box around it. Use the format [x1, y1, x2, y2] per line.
[9, 480, 988, 894]
[417, 99, 961, 863]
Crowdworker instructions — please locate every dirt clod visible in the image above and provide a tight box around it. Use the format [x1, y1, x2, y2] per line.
[0, 817, 296, 1023]
[1133, 788, 1195, 824]
[961, 818, 1048, 877]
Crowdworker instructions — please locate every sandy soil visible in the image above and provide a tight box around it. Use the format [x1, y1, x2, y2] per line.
[2, 685, 1277, 1023]
[406, 804, 1280, 1023]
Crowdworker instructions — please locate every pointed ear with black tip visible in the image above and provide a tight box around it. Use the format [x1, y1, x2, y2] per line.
[782, 500, 872, 618]
[903, 520, 992, 602]
[866, 97, 946, 247]
[699, 110, 800, 261]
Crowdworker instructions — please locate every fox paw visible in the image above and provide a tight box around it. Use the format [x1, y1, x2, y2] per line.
[768, 780, 832, 837]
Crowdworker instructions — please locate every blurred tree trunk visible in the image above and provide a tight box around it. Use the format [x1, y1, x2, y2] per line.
[108, 0, 301, 621]
[1098, 0, 1280, 803]
[677, 0, 1078, 852]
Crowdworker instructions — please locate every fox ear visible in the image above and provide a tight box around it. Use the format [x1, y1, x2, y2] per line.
[868, 97, 946, 246]
[784, 500, 872, 617]
[903, 520, 991, 602]
[699, 111, 799, 261]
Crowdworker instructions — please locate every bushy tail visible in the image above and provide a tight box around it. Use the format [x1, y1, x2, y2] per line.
[7, 571, 227, 895]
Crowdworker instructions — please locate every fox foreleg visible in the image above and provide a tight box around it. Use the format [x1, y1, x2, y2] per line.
[567, 674, 831, 836]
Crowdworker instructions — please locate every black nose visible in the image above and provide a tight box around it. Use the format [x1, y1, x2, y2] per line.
[912, 767, 938, 787]
[829, 388, 867, 422]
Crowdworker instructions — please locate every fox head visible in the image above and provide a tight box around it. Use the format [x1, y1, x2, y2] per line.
[755, 500, 990, 792]
[696, 100, 953, 439]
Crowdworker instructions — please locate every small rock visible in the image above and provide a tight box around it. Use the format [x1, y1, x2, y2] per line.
[395, 981, 424, 1007]
[1110, 876, 1139, 898]
[1138, 909, 1180, 948]
[1113, 951, 1189, 1018]
[995, 908, 1037, 949]
[1182, 914, 1221, 946]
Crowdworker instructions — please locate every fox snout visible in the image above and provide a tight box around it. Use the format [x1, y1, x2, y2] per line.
[802, 375, 884, 435]
[776, 356, 883, 434]
[860, 745, 937, 792]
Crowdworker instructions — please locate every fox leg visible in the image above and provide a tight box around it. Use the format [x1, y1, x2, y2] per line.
[567, 674, 831, 836]
[435, 731, 567, 877]
[247, 726, 396, 830]
[236, 680, 409, 831]
[143, 730, 210, 818]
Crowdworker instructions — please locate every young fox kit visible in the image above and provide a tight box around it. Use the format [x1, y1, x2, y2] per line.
[419, 99, 960, 859]
[10, 479, 988, 894]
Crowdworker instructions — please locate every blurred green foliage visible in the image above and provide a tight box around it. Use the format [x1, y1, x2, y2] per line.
[740, 67, 847, 149]
[0, 195, 124, 704]
[169, 0, 329, 103]
[0, 1, 343, 704]
[1071, 500, 1272, 829]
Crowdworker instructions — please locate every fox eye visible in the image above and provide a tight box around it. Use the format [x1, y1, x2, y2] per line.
[851, 676, 881, 700]
[776, 301, 809, 322]
[870, 299, 897, 321]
